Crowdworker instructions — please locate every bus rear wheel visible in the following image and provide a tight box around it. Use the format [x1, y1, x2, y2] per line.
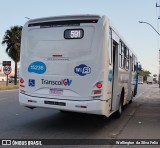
[114, 90, 124, 119]
[114, 101, 122, 119]
[129, 92, 133, 104]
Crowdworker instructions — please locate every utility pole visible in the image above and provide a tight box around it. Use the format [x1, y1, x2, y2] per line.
[156, 2, 160, 8]
[159, 49, 160, 88]
[139, 21, 160, 36]
[24, 17, 31, 20]
[139, 21, 160, 87]
[156, 2, 160, 87]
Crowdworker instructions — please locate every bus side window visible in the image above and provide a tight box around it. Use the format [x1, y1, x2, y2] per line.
[123, 46, 127, 69]
[126, 48, 129, 70]
[119, 41, 124, 69]
[119, 41, 122, 68]
[134, 57, 137, 72]
[132, 54, 135, 72]
[109, 28, 112, 65]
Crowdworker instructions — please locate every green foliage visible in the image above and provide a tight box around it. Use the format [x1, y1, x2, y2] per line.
[153, 74, 157, 78]
[1, 26, 22, 85]
[2, 26, 22, 62]
[139, 69, 151, 81]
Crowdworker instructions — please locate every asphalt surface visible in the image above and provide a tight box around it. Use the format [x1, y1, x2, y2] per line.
[0, 84, 160, 148]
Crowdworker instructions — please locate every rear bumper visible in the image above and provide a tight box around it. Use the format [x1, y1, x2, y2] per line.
[19, 93, 108, 116]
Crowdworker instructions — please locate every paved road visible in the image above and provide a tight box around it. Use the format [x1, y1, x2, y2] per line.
[0, 84, 160, 148]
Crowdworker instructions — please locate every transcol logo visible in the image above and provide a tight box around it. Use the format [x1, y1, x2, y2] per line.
[74, 64, 91, 76]
[41, 78, 72, 86]
[63, 79, 72, 86]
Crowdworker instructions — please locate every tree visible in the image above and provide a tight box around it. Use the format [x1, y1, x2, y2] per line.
[153, 74, 157, 78]
[139, 69, 151, 81]
[1, 26, 22, 85]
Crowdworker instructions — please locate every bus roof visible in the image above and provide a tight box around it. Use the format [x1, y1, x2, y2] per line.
[27, 14, 102, 24]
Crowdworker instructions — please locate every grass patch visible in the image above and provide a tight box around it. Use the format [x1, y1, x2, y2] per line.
[0, 84, 19, 90]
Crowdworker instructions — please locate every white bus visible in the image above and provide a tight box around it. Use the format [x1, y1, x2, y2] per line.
[19, 15, 138, 118]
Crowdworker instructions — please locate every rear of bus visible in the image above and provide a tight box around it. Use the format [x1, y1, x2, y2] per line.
[19, 15, 109, 116]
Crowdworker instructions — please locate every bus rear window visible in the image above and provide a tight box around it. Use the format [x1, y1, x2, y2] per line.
[28, 19, 98, 27]
[64, 29, 84, 39]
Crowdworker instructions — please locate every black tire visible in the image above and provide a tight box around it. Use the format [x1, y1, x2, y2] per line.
[114, 90, 124, 119]
[129, 92, 133, 104]
[114, 101, 122, 119]
[60, 110, 70, 114]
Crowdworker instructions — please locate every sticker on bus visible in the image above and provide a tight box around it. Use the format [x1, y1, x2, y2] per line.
[49, 88, 63, 95]
[28, 79, 35, 87]
[108, 70, 113, 82]
[28, 61, 46, 74]
[74, 64, 91, 76]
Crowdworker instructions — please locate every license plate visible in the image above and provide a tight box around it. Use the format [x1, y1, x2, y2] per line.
[49, 88, 63, 95]
[44, 101, 66, 106]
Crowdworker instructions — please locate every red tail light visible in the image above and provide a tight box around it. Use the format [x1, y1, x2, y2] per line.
[20, 78, 24, 83]
[96, 82, 102, 88]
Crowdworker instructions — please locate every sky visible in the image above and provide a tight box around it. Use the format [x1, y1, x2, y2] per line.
[0, 0, 160, 76]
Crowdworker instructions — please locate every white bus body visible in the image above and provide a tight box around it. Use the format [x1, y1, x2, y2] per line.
[19, 15, 138, 117]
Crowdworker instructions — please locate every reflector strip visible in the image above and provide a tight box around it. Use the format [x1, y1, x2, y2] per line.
[81, 106, 87, 108]
[20, 85, 25, 88]
[75, 105, 87, 108]
[94, 90, 102, 94]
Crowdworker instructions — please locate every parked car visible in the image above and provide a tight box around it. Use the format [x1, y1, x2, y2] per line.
[138, 81, 143, 84]
[8, 76, 19, 83]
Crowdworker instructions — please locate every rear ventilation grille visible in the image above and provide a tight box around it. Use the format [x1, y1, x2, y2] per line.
[28, 19, 98, 28]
